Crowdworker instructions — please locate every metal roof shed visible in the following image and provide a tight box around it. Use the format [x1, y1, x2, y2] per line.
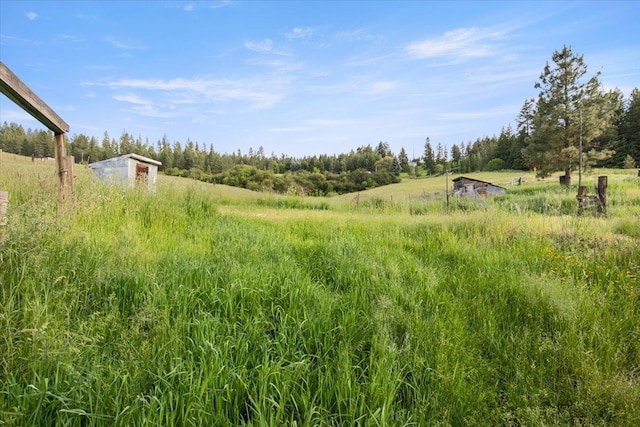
[88, 154, 162, 192]
[452, 176, 506, 197]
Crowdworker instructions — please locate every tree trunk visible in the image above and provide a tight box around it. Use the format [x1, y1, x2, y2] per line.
[564, 166, 572, 186]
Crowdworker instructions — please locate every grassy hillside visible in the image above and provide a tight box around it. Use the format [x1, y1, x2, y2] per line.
[1, 153, 639, 425]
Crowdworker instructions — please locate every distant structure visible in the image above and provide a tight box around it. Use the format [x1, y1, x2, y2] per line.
[453, 176, 506, 197]
[88, 154, 161, 192]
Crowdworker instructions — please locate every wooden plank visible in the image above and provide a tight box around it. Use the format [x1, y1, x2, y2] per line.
[0, 61, 69, 134]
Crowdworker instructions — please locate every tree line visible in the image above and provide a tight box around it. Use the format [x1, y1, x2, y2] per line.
[1, 46, 638, 194]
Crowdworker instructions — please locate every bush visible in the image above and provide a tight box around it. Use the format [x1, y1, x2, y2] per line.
[484, 158, 506, 171]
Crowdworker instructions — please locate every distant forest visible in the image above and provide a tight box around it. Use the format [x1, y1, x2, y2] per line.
[1, 87, 638, 195]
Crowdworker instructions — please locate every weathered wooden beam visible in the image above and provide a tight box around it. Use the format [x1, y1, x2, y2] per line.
[0, 61, 69, 134]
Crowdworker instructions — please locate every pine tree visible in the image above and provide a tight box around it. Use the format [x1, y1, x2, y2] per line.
[423, 137, 436, 174]
[618, 88, 640, 166]
[398, 147, 409, 172]
[523, 46, 618, 184]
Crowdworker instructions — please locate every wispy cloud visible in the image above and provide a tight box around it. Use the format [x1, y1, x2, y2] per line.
[246, 57, 303, 72]
[405, 27, 507, 61]
[0, 34, 40, 46]
[58, 33, 86, 43]
[244, 39, 290, 56]
[25, 11, 37, 20]
[182, 1, 233, 12]
[245, 39, 290, 56]
[104, 36, 147, 50]
[245, 39, 274, 53]
[336, 28, 372, 42]
[114, 93, 175, 118]
[302, 77, 398, 98]
[209, 1, 233, 9]
[0, 108, 38, 122]
[114, 93, 152, 106]
[286, 27, 314, 40]
[362, 81, 399, 96]
[94, 76, 287, 111]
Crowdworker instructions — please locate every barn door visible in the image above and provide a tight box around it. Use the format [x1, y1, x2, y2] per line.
[136, 163, 149, 186]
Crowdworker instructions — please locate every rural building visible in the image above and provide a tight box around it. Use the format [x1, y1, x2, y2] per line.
[453, 176, 506, 197]
[88, 154, 161, 192]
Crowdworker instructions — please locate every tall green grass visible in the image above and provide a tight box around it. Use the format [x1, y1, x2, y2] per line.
[1, 155, 639, 425]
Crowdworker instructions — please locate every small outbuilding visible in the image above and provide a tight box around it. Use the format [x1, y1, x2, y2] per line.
[453, 176, 506, 197]
[88, 153, 161, 192]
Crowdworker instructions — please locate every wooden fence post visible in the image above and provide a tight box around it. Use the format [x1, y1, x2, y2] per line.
[596, 176, 607, 214]
[55, 133, 74, 205]
[576, 185, 587, 216]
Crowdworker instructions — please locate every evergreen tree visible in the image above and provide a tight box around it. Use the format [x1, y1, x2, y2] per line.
[101, 131, 116, 159]
[450, 144, 462, 164]
[523, 46, 618, 184]
[618, 88, 640, 166]
[423, 137, 436, 174]
[375, 141, 391, 158]
[0, 122, 26, 154]
[390, 156, 401, 176]
[398, 147, 409, 172]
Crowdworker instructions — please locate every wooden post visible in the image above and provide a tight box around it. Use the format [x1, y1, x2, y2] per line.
[55, 133, 68, 203]
[0, 190, 7, 248]
[576, 185, 587, 216]
[1, 61, 72, 208]
[596, 176, 607, 214]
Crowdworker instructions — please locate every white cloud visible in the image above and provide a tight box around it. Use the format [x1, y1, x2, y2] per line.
[26, 12, 37, 20]
[246, 57, 303, 72]
[0, 108, 38, 123]
[336, 29, 371, 41]
[286, 27, 314, 39]
[103, 76, 287, 110]
[209, 1, 233, 9]
[58, 33, 86, 43]
[362, 81, 399, 96]
[0, 34, 40, 46]
[405, 27, 507, 61]
[104, 36, 147, 50]
[245, 39, 274, 53]
[179, 1, 232, 12]
[245, 39, 290, 56]
[113, 94, 152, 106]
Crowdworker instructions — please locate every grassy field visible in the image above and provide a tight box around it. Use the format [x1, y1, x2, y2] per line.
[1, 152, 639, 425]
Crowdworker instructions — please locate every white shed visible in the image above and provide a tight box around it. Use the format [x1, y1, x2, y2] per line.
[88, 154, 161, 192]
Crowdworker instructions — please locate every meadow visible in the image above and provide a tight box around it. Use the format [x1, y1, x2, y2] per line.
[1, 152, 639, 426]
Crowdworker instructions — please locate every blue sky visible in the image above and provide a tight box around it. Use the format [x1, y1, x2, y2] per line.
[1, 1, 638, 158]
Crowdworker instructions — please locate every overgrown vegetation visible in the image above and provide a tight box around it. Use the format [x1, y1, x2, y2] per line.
[1, 154, 639, 425]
